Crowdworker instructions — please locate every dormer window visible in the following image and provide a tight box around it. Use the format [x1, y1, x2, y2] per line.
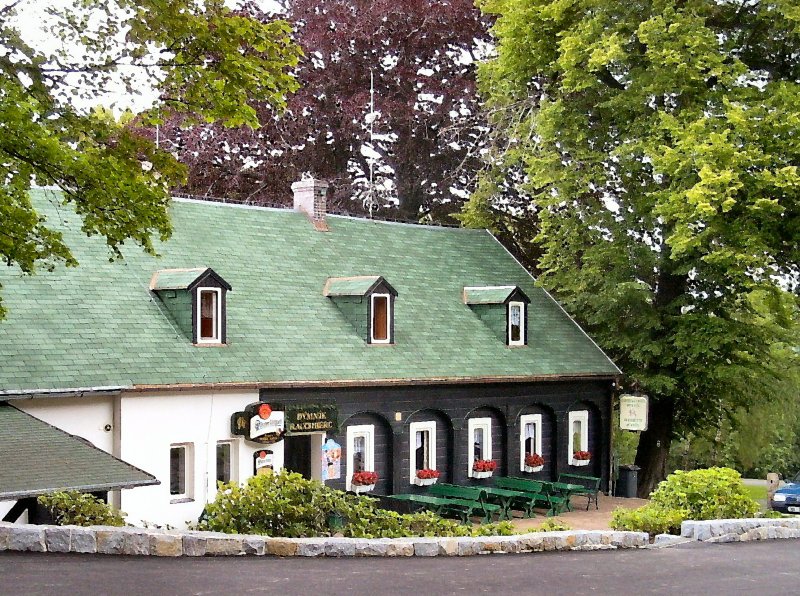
[323, 275, 397, 345]
[370, 294, 391, 343]
[508, 301, 525, 346]
[464, 285, 530, 347]
[150, 268, 232, 346]
[198, 288, 222, 343]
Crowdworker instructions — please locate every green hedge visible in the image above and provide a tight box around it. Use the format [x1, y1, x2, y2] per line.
[38, 491, 126, 527]
[611, 467, 760, 535]
[196, 471, 515, 538]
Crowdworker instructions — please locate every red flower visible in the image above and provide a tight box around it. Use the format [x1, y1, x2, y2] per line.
[472, 459, 497, 472]
[351, 471, 379, 485]
[416, 469, 441, 480]
[525, 453, 545, 467]
[573, 450, 592, 461]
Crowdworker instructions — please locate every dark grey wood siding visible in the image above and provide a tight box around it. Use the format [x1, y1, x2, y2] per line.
[325, 412, 393, 495]
[261, 378, 614, 494]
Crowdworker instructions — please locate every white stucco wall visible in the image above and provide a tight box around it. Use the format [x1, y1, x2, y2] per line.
[118, 389, 284, 529]
[0, 395, 114, 523]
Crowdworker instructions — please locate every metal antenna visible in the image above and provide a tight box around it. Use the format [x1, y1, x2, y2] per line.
[368, 69, 375, 219]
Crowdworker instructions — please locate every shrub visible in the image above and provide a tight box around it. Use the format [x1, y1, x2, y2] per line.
[610, 467, 760, 536]
[38, 491, 126, 527]
[535, 518, 572, 532]
[611, 505, 685, 536]
[196, 470, 513, 538]
[649, 467, 759, 520]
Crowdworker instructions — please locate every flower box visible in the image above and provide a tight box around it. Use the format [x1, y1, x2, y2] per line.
[351, 471, 378, 493]
[524, 454, 544, 473]
[571, 459, 590, 467]
[473, 470, 493, 479]
[472, 459, 497, 479]
[414, 468, 440, 486]
[353, 483, 375, 494]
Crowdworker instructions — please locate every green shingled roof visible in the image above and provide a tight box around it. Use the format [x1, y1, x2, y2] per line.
[0, 403, 158, 499]
[464, 286, 520, 305]
[323, 276, 383, 297]
[150, 268, 208, 291]
[0, 189, 619, 394]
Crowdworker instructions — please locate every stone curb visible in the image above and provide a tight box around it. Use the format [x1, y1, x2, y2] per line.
[0, 522, 648, 557]
[680, 518, 800, 543]
[3, 518, 796, 557]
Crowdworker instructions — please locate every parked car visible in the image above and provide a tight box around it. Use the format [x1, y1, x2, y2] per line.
[771, 472, 800, 514]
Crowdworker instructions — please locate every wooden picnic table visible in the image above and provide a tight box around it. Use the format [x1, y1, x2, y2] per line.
[544, 481, 586, 512]
[480, 486, 531, 520]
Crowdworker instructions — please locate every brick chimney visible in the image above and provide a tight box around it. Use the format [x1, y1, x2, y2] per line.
[291, 178, 329, 231]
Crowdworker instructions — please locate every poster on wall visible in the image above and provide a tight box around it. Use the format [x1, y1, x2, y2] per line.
[254, 449, 274, 475]
[231, 402, 286, 444]
[619, 394, 649, 431]
[321, 438, 341, 481]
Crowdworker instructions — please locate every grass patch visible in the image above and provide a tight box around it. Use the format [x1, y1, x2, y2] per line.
[743, 484, 768, 502]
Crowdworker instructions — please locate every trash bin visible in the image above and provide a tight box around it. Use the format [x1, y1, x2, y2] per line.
[616, 464, 640, 498]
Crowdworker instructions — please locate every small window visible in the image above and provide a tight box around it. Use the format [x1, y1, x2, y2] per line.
[197, 288, 222, 343]
[508, 301, 525, 346]
[519, 414, 543, 471]
[370, 293, 391, 344]
[409, 420, 437, 483]
[568, 410, 589, 464]
[169, 443, 193, 501]
[467, 417, 492, 477]
[346, 425, 375, 491]
[216, 441, 235, 485]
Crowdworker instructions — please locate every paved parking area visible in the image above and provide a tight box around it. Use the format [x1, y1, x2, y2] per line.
[511, 493, 649, 531]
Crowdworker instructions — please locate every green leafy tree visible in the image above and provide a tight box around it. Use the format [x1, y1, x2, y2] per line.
[466, 0, 800, 494]
[0, 0, 301, 319]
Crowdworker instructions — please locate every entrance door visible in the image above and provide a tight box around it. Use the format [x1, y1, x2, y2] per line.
[283, 435, 312, 479]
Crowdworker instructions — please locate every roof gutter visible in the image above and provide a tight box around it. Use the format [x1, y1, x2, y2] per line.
[129, 373, 619, 393]
[0, 478, 160, 501]
[0, 386, 129, 401]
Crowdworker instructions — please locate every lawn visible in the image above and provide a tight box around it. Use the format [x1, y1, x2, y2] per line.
[743, 484, 768, 503]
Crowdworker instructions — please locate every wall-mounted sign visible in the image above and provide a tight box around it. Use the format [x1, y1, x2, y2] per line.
[619, 394, 649, 431]
[231, 403, 286, 444]
[254, 449, 274, 475]
[321, 439, 341, 481]
[285, 404, 338, 435]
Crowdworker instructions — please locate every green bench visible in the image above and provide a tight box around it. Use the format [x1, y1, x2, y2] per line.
[494, 476, 568, 517]
[426, 484, 502, 523]
[557, 473, 602, 510]
[389, 493, 489, 524]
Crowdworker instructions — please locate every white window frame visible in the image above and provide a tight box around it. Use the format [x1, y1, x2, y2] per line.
[568, 410, 589, 464]
[169, 442, 194, 503]
[409, 420, 436, 484]
[467, 417, 492, 478]
[215, 440, 237, 487]
[370, 293, 392, 344]
[519, 414, 543, 471]
[346, 424, 375, 491]
[508, 301, 525, 346]
[196, 287, 222, 344]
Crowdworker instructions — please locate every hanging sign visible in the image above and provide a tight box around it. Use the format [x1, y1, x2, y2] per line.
[231, 403, 286, 444]
[254, 449, 274, 475]
[321, 439, 341, 481]
[619, 394, 649, 431]
[285, 404, 338, 435]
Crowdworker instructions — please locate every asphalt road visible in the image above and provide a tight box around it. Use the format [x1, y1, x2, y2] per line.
[1, 540, 798, 596]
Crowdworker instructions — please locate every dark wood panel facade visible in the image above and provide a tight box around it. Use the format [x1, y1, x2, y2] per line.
[262, 379, 614, 495]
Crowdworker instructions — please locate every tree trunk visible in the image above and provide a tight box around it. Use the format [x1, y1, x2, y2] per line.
[634, 396, 674, 497]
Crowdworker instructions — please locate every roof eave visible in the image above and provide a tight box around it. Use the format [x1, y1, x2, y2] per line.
[0, 478, 160, 501]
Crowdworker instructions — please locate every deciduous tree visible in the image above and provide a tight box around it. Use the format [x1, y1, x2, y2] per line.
[0, 0, 300, 319]
[155, 0, 492, 220]
[466, 0, 800, 494]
